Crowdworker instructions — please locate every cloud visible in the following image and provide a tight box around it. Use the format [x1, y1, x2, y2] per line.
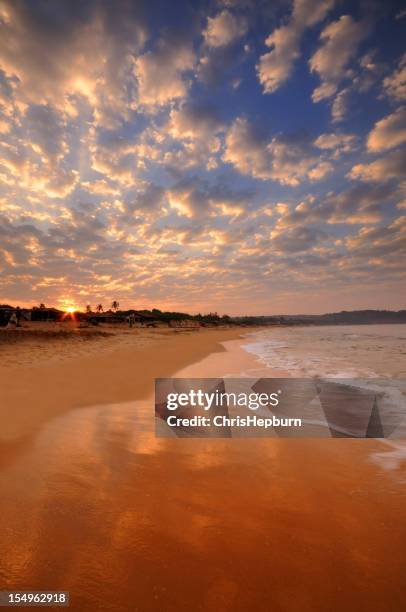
[257, 0, 335, 94]
[168, 102, 224, 142]
[89, 135, 139, 185]
[124, 183, 166, 214]
[0, 69, 18, 126]
[324, 184, 395, 224]
[349, 149, 406, 182]
[88, 124, 164, 184]
[164, 102, 224, 170]
[366, 106, 406, 152]
[331, 87, 351, 123]
[0, 0, 404, 313]
[223, 117, 333, 185]
[203, 10, 247, 47]
[310, 15, 370, 102]
[166, 176, 251, 219]
[345, 216, 406, 261]
[382, 53, 406, 101]
[275, 184, 397, 227]
[223, 118, 269, 177]
[134, 42, 194, 108]
[81, 179, 119, 196]
[271, 225, 329, 253]
[356, 51, 385, 91]
[314, 132, 357, 155]
[0, 118, 78, 199]
[327, 51, 383, 124]
[0, 0, 146, 122]
[23, 104, 68, 163]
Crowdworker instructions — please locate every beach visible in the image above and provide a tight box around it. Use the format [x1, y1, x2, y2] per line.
[0, 323, 406, 611]
[0, 323, 254, 443]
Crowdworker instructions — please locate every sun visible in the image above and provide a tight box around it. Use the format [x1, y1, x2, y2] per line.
[60, 303, 78, 320]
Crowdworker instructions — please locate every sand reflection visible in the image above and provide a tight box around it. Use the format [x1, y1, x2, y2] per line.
[1, 394, 406, 611]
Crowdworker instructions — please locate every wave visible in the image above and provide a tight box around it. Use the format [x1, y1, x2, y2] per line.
[242, 324, 406, 379]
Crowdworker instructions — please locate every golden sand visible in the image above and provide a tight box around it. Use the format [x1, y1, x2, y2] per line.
[0, 323, 405, 611]
[0, 323, 246, 442]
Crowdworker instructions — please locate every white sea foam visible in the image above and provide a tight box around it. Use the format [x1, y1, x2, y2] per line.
[241, 325, 406, 460]
[242, 324, 406, 379]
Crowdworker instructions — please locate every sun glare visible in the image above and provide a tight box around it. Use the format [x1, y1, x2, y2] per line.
[60, 303, 78, 320]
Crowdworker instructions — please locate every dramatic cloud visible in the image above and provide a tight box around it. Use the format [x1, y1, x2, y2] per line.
[203, 10, 247, 47]
[314, 132, 357, 155]
[257, 0, 335, 93]
[0, 0, 146, 122]
[345, 216, 406, 261]
[125, 183, 166, 214]
[165, 102, 224, 170]
[327, 49, 384, 123]
[0, 0, 404, 313]
[274, 183, 396, 227]
[383, 53, 406, 102]
[166, 176, 252, 220]
[366, 107, 406, 152]
[168, 102, 223, 141]
[23, 104, 68, 163]
[270, 225, 330, 253]
[310, 15, 370, 102]
[331, 87, 350, 123]
[82, 179, 120, 196]
[223, 118, 333, 185]
[134, 42, 195, 108]
[349, 149, 406, 183]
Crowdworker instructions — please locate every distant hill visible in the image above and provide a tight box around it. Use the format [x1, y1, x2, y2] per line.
[252, 310, 406, 326]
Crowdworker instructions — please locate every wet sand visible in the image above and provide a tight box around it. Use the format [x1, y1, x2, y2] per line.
[0, 325, 245, 442]
[0, 330, 405, 611]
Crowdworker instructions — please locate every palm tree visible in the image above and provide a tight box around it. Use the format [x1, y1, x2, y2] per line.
[86, 304, 92, 314]
[111, 300, 119, 312]
[96, 304, 103, 313]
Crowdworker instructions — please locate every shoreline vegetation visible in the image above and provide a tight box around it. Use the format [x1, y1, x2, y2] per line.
[0, 305, 404, 366]
[1, 302, 406, 333]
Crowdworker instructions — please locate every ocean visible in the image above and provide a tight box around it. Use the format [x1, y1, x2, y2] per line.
[241, 323, 406, 468]
[242, 323, 406, 378]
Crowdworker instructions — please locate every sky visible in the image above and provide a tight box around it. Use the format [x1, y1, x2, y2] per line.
[0, 0, 405, 315]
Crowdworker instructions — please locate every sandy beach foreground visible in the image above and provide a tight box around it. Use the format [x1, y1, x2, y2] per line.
[0, 324, 405, 612]
[0, 324, 250, 443]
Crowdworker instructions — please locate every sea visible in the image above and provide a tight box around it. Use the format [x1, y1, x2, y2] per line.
[242, 323, 406, 379]
[242, 323, 406, 469]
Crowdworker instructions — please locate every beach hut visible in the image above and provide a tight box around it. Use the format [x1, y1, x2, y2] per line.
[130, 311, 160, 327]
[30, 307, 63, 322]
[168, 319, 200, 329]
[88, 312, 126, 325]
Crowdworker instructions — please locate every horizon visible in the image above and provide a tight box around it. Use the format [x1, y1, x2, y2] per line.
[0, 0, 405, 314]
[1, 300, 405, 319]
